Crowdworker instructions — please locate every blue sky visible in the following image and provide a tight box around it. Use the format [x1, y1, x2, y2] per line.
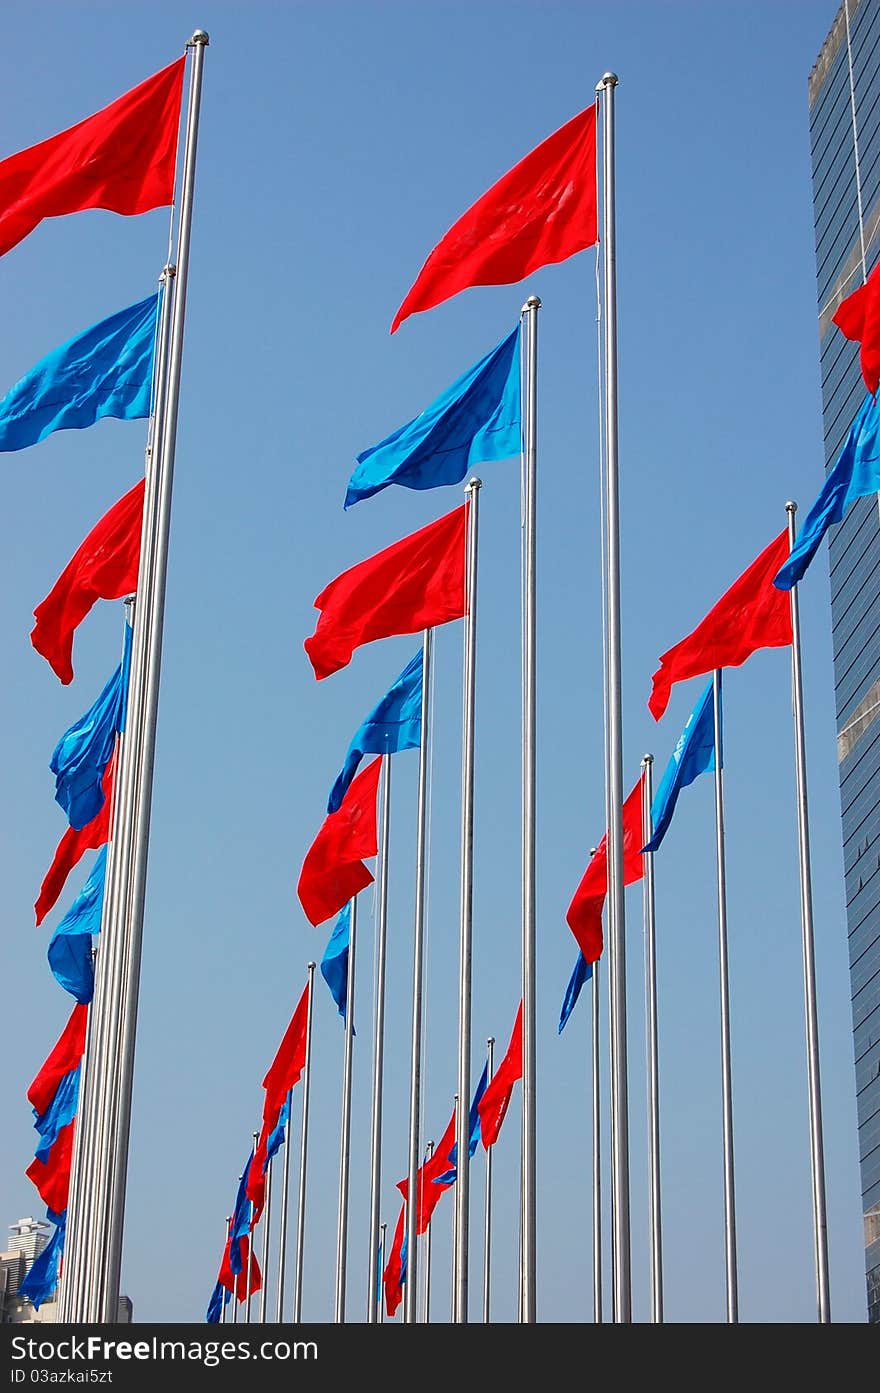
[0, 0, 871, 1324]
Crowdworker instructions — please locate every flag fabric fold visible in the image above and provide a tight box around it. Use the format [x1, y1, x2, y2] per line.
[0, 294, 159, 452]
[648, 530, 792, 722]
[345, 324, 521, 507]
[433, 1060, 488, 1184]
[47, 846, 107, 1002]
[558, 952, 593, 1034]
[774, 393, 880, 590]
[565, 773, 645, 965]
[304, 503, 468, 681]
[50, 623, 132, 829]
[391, 103, 598, 333]
[643, 678, 718, 854]
[33, 1065, 80, 1162]
[383, 1204, 407, 1318]
[27, 1002, 88, 1117]
[35, 753, 115, 927]
[219, 1233, 262, 1302]
[248, 983, 310, 1218]
[397, 1105, 457, 1233]
[320, 901, 354, 1027]
[26, 1120, 74, 1214]
[205, 1279, 229, 1324]
[0, 56, 184, 261]
[31, 479, 144, 685]
[19, 1211, 66, 1310]
[327, 649, 422, 813]
[297, 756, 382, 927]
[478, 1002, 523, 1148]
[832, 262, 880, 397]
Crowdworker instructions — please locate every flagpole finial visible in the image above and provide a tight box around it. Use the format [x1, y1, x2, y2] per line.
[522, 294, 542, 314]
[598, 71, 618, 89]
[641, 753, 653, 767]
[785, 500, 798, 514]
[191, 30, 209, 45]
[466, 477, 482, 492]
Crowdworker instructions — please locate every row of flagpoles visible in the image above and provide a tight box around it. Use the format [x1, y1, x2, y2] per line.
[13, 29, 880, 1323]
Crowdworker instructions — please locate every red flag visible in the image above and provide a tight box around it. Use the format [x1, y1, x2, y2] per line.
[0, 57, 185, 260]
[35, 752, 115, 927]
[296, 756, 382, 926]
[397, 1105, 457, 1234]
[832, 263, 880, 398]
[304, 503, 468, 680]
[391, 103, 598, 334]
[31, 479, 144, 685]
[247, 981, 310, 1218]
[26, 1120, 75, 1214]
[218, 1234, 262, 1302]
[647, 530, 793, 723]
[478, 1002, 523, 1149]
[565, 774, 646, 964]
[27, 1003, 88, 1116]
[383, 1204, 406, 1319]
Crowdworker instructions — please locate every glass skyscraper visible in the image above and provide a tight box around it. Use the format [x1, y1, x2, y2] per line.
[809, 0, 880, 1324]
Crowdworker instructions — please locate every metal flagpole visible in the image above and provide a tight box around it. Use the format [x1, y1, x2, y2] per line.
[641, 757, 663, 1323]
[454, 477, 481, 1323]
[246, 1130, 258, 1323]
[785, 500, 831, 1322]
[482, 1037, 494, 1323]
[366, 756, 392, 1320]
[335, 895, 358, 1323]
[712, 668, 738, 1323]
[521, 295, 540, 1324]
[597, 70, 631, 1325]
[275, 1087, 293, 1323]
[259, 1163, 272, 1325]
[591, 852, 603, 1324]
[422, 1142, 434, 1323]
[58, 949, 99, 1321]
[293, 963, 316, 1322]
[221, 1217, 231, 1325]
[98, 32, 209, 1323]
[404, 628, 433, 1323]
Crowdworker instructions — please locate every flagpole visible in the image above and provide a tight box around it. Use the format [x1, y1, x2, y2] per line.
[246, 1130, 258, 1323]
[451, 1094, 459, 1322]
[641, 757, 663, 1323]
[712, 668, 738, 1323]
[259, 1161, 272, 1324]
[99, 31, 209, 1323]
[404, 628, 433, 1323]
[275, 1087, 293, 1322]
[483, 1036, 494, 1323]
[596, 71, 631, 1325]
[520, 294, 539, 1325]
[293, 962, 315, 1323]
[589, 849, 602, 1325]
[379, 1221, 386, 1323]
[59, 958, 98, 1321]
[785, 500, 831, 1323]
[423, 1142, 434, 1323]
[334, 895, 358, 1323]
[454, 477, 480, 1324]
[366, 755, 392, 1321]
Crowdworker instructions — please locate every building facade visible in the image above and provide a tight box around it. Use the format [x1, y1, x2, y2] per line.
[0, 1217, 132, 1324]
[809, 0, 880, 1325]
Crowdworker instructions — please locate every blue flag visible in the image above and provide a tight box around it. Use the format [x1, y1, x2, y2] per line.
[19, 1211, 66, 1310]
[0, 294, 159, 452]
[265, 1095, 291, 1165]
[344, 323, 521, 508]
[47, 846, 107, 1003]
[642, 678, 718, 854]
[434, 1060, 489, 1184]
[50, 622, 132, 829]
[33, 1066, 81, 1162]
[229, 1152, 254, 1275]
[206, 1280, 229, 1324]
[327, 649, 423, 813]
[320, 901, 355, 1029]
[774, 392, 880, 590]
[558, 952, 593, 1034]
